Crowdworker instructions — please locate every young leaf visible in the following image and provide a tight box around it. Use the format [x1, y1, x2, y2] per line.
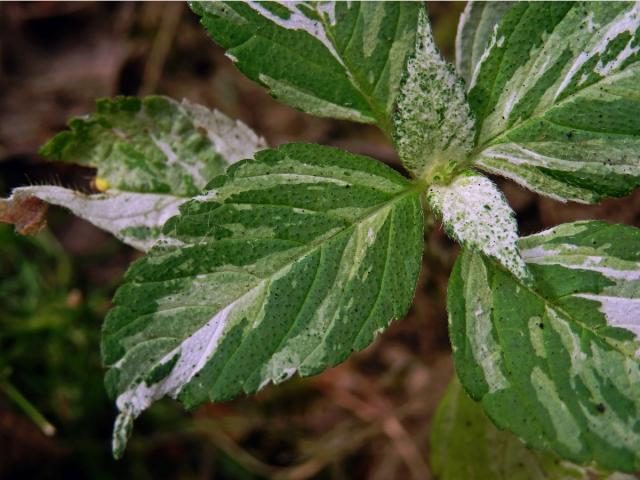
[468, 2, 640, 203]
[1, 96, 266, 251]
[455, 1, 515, 84]
[427, 171, 529, 282]
[448, 221, 640, 472]
[190, 1, 420, 133]
[393, 8, 475, 181]
[102, 143, 424, 457]
[431, 377, 626, 480]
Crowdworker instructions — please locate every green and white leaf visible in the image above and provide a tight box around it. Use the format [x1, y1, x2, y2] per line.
[455, 1, 515, 85]
[190, 1, 420, 133]
[1, 187, 185, 252]
[468, 2, 640, 203]
[448, 220, 640, 472]
[393, 9, 475, 180]
[427, 171, 529, 282]
[2, 96, 266, 251]
[431, 377, 630, 480]
[102, 143, 424, 458]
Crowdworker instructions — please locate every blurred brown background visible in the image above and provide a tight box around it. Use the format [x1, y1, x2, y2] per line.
[1, 2, 640, 479]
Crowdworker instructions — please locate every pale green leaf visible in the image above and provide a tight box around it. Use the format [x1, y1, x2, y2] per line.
[1, 96, 266, 251]
[468, 2, 640, 203]
[427, 171, 529, 282]
[190, 1, 420, 133]
[431, 377, 629, 480]
[449, 221, 640, 472]
[455, 1, 515, 85]
[101, 143, 424, 457]
[393, 8, 475, 180]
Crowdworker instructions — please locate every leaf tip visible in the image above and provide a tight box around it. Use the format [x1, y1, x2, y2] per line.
[112, 410, 134, 460]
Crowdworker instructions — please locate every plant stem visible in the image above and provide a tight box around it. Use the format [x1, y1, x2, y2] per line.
[0, 379, 56, 436]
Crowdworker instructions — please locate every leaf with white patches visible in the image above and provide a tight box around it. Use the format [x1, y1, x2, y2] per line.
[393, 9, 475, 180]
[190, 1, 420, 134]
[102, 143, 424, 458]
[449, 220, 640, 472]
[2, 187, 185, 252]
[468, 2, 640, 203]
[455, 1, 515, 85]
[427, 172, 529, 282]
[431, 377, 628, 480]
[1, 96, 266, 251]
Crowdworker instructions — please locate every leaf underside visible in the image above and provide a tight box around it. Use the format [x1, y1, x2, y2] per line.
[190, 1, 420, 133]
[102, 143, 424, 457]
[449, 221, 640, 472]
[469, 2, 640, 203]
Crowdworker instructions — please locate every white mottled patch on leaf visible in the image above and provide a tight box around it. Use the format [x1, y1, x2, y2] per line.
[554, 4, 640, 100]
[468, 25, 499, 91]
[111, 295, 251, 458]
[468, 3, 640, 203]
[531, 367, 583, 455]
[181, 99, 267, 164]
[462, 252, 509, 393]
[150, 134, 207, 187]
[4, 186, 185, 252]
[6, 96, 269, 251]
[115, 300, 239, 420]
[245, 1, 342, 65]
[455, 1, 514, 85]
[576, 295, 640, 351]
[428, 172, 529, 282]
[519, 226, 640, 353]
[393, 9, 475, 178]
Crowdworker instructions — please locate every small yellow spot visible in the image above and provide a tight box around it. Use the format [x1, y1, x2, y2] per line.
[95, 177, 110, 192]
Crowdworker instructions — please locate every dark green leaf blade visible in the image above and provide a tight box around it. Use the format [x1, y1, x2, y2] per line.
[102, 143, 424, 457]
[468, 2, 640, 203]
[455, 1, 515, 85]
[448, 221, 640, 472]
[190, 1, 420, 133]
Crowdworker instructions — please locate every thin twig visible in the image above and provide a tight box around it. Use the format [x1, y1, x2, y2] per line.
[0, 379, 56, 436]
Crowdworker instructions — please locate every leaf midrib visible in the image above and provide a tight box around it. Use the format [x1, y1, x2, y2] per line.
[114, 183, 421, 364]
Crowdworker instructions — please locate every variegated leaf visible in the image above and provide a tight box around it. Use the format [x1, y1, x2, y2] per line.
[2, 187, 184, 252]
[469, 2, 640, 203]
[431, 377, 630, 480]
[393, 8, 475, 180]
[455, 1, 515, 85]
[449, 221, 640, 472]
[1, 96, 266, 251]
[427, 172, 529, 282]
[190, 1, 420, 134]
[102, 143, 424, 457]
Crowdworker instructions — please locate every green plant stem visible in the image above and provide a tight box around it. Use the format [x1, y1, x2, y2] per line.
[0, 379, 56, 436]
